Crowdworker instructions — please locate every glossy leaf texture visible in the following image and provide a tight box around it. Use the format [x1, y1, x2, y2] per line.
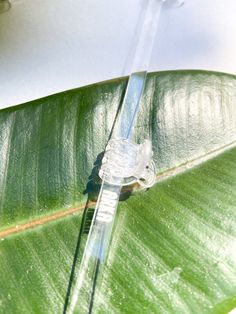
[0, 70, 235, 313]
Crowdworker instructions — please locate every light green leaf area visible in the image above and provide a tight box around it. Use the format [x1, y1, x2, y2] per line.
[0, 71, 235, 313]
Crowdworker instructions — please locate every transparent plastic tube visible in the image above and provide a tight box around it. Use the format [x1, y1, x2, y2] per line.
[67, 1, 164, 313]
[68, 182, 121, 314]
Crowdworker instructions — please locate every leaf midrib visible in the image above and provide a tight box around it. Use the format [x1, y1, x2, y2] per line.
[1, 140, 235, 239]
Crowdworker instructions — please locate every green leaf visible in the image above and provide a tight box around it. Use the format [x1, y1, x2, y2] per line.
[0, 70, 235, 313]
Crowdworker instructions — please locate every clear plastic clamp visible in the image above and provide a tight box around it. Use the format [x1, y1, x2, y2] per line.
[99, 138, 156, 188]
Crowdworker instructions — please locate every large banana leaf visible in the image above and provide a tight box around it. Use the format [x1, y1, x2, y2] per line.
[0, 70, 235, 313]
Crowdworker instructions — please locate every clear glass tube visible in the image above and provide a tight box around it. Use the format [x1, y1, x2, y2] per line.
[67, 1, 164, 313]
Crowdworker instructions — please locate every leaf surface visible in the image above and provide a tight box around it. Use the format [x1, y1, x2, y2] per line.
[0, 70, 235, 313]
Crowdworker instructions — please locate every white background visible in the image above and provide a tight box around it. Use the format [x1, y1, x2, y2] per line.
[0, 0, 236, 109]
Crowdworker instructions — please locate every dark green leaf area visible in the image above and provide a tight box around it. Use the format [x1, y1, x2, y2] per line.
[97, 148, 236, 314]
